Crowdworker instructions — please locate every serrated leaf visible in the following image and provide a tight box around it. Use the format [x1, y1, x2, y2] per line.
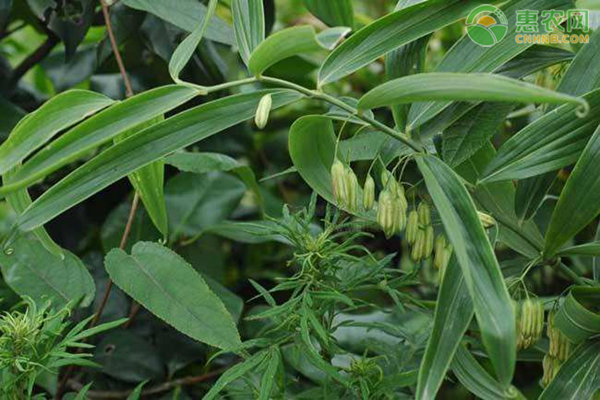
[417, 155, 516, 386]
[105, 242, 240, 349]
[318, 0, 494, 86]
[12, 90, 301, 232]
[232, 0, 265, 65]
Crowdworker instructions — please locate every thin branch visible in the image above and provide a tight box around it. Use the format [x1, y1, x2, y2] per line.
[67, 367, 228, 399]
[100, 0, 134, 97]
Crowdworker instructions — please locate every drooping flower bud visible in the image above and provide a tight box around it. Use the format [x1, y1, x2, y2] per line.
[331, 159, 347, 208]
[396, 202, 407, 232]
[381, 170, 398, 194]
[255, 94, 272, 129]
[344, 166, 359, 212]
[548, 312, 572, 362]
[396, 182, 408, 212]
[515, 299, 545, 349]
[423, 226, 434, 259]
[363, 175, 375, 211]
[542, 354, 561, 388]
[406, 210, 419, 244]
[411, 228, 425, 262]
[377, 190, 397, 238]
[418, 202, 431, 226]
[433, 235, 447, 270]
[478, 211, 496, 228]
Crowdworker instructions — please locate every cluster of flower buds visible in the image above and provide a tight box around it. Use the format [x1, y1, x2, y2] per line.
[255, 94, 272, 129]
[407, 203, 434, 262]
[514, 298, 544, 350]
[433, 234, 453, 280]
[542, 312, 573, 387]
[376, 171, 408, 238]
[331, 159, 360, 213]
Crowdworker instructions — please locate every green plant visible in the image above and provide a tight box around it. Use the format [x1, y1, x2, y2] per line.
[0, 0, 600, 399]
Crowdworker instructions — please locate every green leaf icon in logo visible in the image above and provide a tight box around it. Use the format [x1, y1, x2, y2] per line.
[466, 4, 508, 47]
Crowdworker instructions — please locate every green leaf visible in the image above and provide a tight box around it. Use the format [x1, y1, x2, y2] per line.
[121, 0, 234, 45]
[166, 151, 264, 212]
[116, 117, 168, 238]
[417, 155, 516, 386]
[452, 346, 518, 400]
[258, 348, 281, 400]
[0, 237, 95, 308]
[559, 242, 600, 257]
[315, 27, 351, 51]
[105, 242, 241, 350]
[318, 0, 499, 86]
[168, 0, 217, 83]
[417, 255, 473, 400]
[203, 351, 269, 400]
[539, 340, 600, 400]
[0, 85, 199, 197]
[0, 89, 113, 175]
[248, 26, 323, 76]
[514, 173, 556, 224]
[13, 90, 301, 232]
[358, 73, 588, 112]
[164, 172, 245, 241]
[442, 102, 514, 167]
[406, 0, 573, 129]
[480, 89, 600, 183]
[545, 124, 600, 257]
[232, 0, 265, 65]
[73, 383, 93, 400]
[554, 287, 600, 344]
[126, 381, 147, 400]
[303, 0, 354, 28]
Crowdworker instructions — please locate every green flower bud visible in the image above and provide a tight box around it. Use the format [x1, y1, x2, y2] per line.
[478, 211, 496, 228]
[377, 190, 396, 238]
[548, 312, 572, 362]
[397, 183, 408, 212]
[418, 202, 431, 226]
[516, 299, 545, 349]
[406, 210, 419, 244]
[255, 94, 272, 129]
[433, 235, 447, 270]
[423, 226, 434, 259]
[542, 354, 561, 388]
[411, 228, 426, 262]
[381, 170, 398, 194]
[331, 159, 347, 207]
[363, 175, 375, 211]
[344, 166, 359, 212]
[395, 201, 407, 232]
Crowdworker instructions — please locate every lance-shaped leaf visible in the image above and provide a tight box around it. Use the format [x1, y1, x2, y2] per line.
[303, 0, 354, 28]
[553, 287, 600, 344]
[545, 124, 600, 257]
[318, 0, 496, 86]
[407, 0, 573, 129]
[248, 26, 323, 76]
[539, 340, 600, 400]
[358, 73, 588, 112]
[0, 85, 199, 197]
[13, 90, 301, 232]
[417, 255, 473, 400]
[232, 0, 265, 65]
[0, 90, 113, 175]
[480, 89, 600, 183]
[105, 242, 240, 349]
[514, 173, 556, 224]
[416, 155, 516, 386]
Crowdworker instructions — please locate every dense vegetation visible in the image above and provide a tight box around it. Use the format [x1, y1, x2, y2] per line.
[0, 0, 599, 399]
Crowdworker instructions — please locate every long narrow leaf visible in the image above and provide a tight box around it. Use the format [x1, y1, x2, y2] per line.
[232, 0, 265, 65]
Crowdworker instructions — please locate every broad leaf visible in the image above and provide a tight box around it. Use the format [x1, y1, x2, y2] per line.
[122, 0, 234, 45]
[545, 124, 600, 257]
[0, 85, 199, 197]
[358, 73, 587, 111]
[0, 90, 113, 175]
[417, 155, 516, 386]
[554, 287, 600, 344]
[417, 255, 473, 400]
[232, 0, 265, 65]
[539, 340, 600, 400]
[13, 90, 301, 231]
[480, 89, 600, 183]
[318, 0, 495, 86]
[303, 0, 353, 28]
[0, 237, 95, 308]
[105, 242, 241, 349]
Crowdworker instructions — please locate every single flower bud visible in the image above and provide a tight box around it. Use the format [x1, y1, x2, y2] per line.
[396, 201, 407, 232]
[477, 211, 496, 228]
[423, 226, 434, 259]
[418, 202, 431, 226]
[331, 159, 347, 207]
[363, 175, 375, 211]
[406, 210, 419, 244]
[344, 166, 359, 212]
[397, 183, 408, 212]
[547, 312, 572, 361]
[377, 190, 396, 238]
[433, 235, 447, 270]
[255, 94, 272, 129]
[381, 170, 398, 194]
[542, 354, 561, 388]
[411, 228, 426, 262]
